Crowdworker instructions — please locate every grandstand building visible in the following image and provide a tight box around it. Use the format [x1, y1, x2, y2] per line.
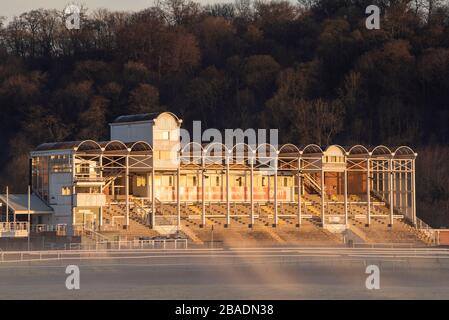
[1, 112, 419, 241]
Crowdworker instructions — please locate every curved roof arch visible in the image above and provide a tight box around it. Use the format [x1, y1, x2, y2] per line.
[278, 144, 301, 156]
[255, 143, 278, 157]
[371, 145, 393, 157]
[155, 111, 182, 124]
[130, 141, 153, 152]
[394, 146, 416, 158]
[231, 143, 254, 155]
[104, 140, 129, 152]
[75, 140, 102, 152]
[302, 144, 324, 155]
[181, 142, 203, 154]
[204, 142, 229, 155]
[348, 145, 370, 156]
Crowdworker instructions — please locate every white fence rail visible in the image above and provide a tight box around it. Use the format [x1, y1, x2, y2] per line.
[0, 239, 189, 263]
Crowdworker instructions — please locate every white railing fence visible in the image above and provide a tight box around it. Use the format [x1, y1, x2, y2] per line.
[0, 222, 28, 232]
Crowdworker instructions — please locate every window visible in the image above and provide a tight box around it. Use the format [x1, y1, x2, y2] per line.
[136, 176, 146, 187]
[168, 176, 173, 187]
[155, 130, 170, 140]
[262, 177, 266, 187]
[216, 176, 220, 187]
[192, 176, 197, 186]
[61, 187, 71, 196]
[284, 177, 288, 187]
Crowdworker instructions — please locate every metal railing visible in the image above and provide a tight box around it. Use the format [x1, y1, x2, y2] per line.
[64, 239, 188, 251]
[0, 222, 28, 232]
[30, 224, 67, 233]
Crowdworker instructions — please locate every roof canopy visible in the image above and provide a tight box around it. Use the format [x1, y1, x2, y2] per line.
[0, 194, 53, 214]
[33, 141, 417, 159]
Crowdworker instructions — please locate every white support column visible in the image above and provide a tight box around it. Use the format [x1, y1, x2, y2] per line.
[389, 159, 394, 227]
[344, 168, 348, 226]
[366, 159, 371, 226]
[201, 154, 206, 228]
[99, 154, 103, 228]
[297, 158, 302, 228]
[411, 159, 417, 226]
[125, 154, 130, 229]
[27, 185, 31, 250]
[250, 156, 254, 227]
[6, 186, 8, 223]
[405, 168, 409, 220]
[177, 167, 181, 230]
[226, 155, 230, 227]
[70, 153, 76, 236]
[151, 166, 155, 228]
[273, 162, 278, 227]
[321, 169, 325, 227]
[399, 169, 403, 215]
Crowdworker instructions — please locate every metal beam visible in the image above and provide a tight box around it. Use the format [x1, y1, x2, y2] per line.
[226, 155, 230, 227]
[389, 159, 394, 227]
[366, 159, 371, 226]
[250, 156, 254, 227]
[125, 154, 129, 228]
[177, 167, 181, 230]
[321, 169, 325, 227]
[297, 157, 302, 228]
[201, 154, 206, 228]
[151, 166, 155, 228]
[344, 169, 348, 226]
[273, 165, 278, 227]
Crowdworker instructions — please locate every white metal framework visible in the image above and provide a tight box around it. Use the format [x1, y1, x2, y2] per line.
[37, 140, 417, 230]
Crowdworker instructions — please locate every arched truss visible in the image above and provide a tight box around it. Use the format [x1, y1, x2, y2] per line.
[278, 144, 301, 171]
[103, 140, 129, 153]
[202, 142, 228, 168]
[371, 145, 393, 157]
[348, 145, 370, 156]
[70, 138, 417, 172]
[75, 140, 102, 152]
[130, 141, 153, 152]
[180, 142, 203, 168]
[394, 146, 416, 158]
[302, 144, 324, 155]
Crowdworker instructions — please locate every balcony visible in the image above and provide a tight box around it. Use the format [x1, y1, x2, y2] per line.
[73, 193, 106, 207]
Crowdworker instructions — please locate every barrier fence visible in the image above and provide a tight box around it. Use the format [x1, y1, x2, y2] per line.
[0, 239, 189, 263]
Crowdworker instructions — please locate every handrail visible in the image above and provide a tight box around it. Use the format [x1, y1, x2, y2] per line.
[303, 173, 321, 194]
